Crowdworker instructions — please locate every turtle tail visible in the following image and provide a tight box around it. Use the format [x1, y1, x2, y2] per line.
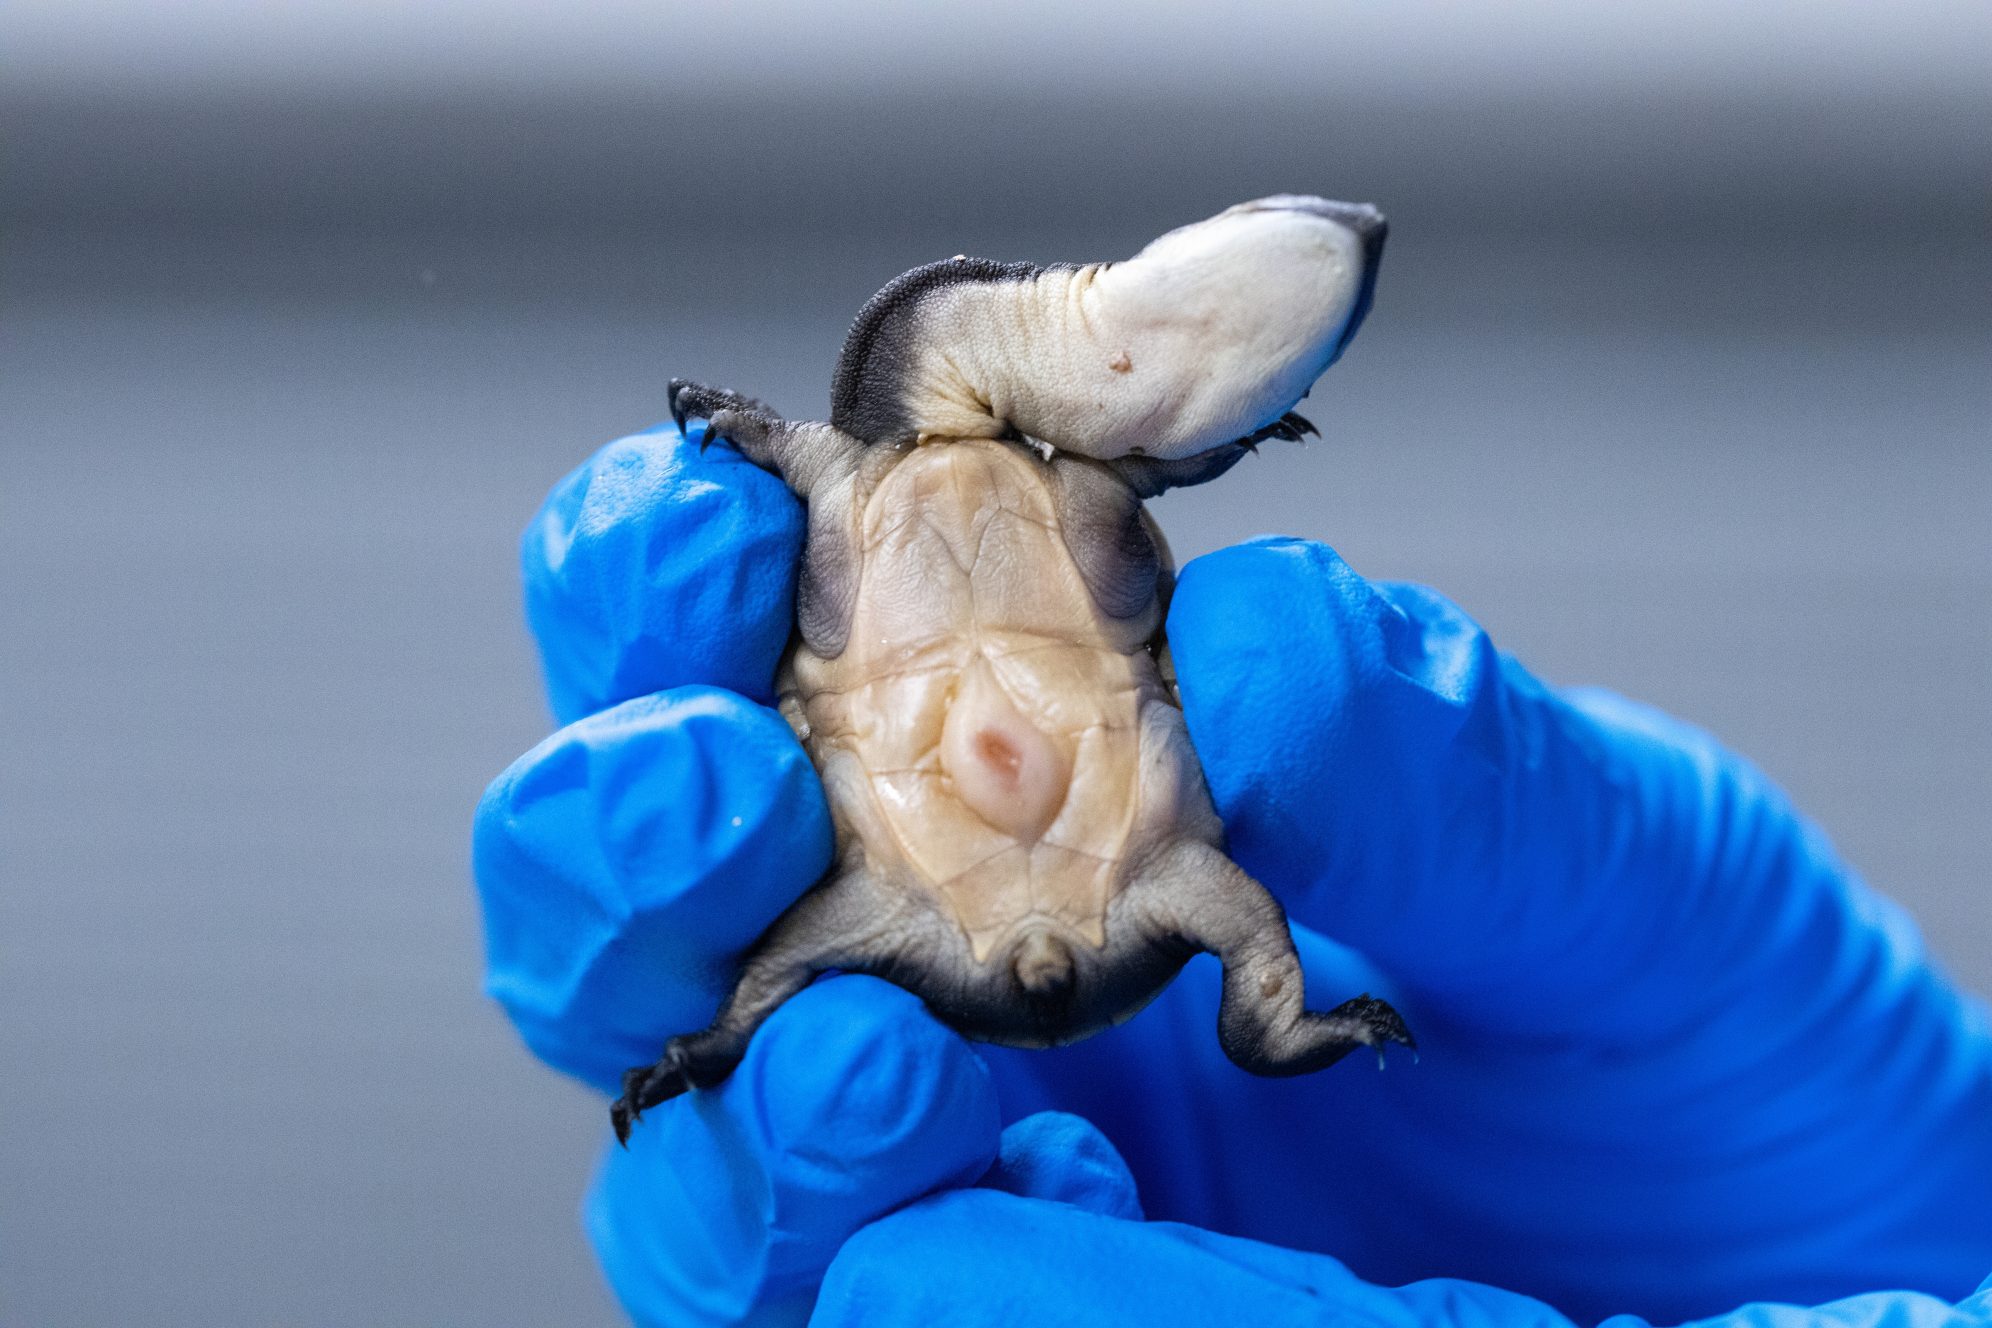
[1012, 929, 1077, 1006]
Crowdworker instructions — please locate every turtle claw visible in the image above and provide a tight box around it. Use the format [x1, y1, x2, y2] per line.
[609, 1044, 698, 1145]
[1329, 993, 1416, 1068]
[667, 379, 790, 456]
[668, 380, 773, 430]
[1235, 408, 1319, 452]
[667, 377, 693, 434]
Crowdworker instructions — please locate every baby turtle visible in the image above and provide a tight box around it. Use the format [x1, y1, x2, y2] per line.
[613, 196, 1411, 1142]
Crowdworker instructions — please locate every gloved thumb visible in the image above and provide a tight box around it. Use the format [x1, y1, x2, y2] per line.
[977, 1112, 1143, 1221]
[1167, 537, 1899, 1043]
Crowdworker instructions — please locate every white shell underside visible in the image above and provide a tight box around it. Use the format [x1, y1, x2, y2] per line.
[784, 438, 1208, 962]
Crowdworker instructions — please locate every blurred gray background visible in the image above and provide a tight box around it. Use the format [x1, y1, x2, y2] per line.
[2, 2, 1988, 1324]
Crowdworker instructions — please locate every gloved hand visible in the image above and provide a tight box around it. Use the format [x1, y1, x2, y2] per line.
[809, 1180, 1992, 1328]
[473, 422, 1992, 1327]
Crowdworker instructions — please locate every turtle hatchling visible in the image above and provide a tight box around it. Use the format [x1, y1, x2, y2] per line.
[613, 195, 1412, 1141]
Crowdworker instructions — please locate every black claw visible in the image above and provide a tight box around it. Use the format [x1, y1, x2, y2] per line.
[610, 1063, 659, 1145]
[1371, 1007, 1415, 1052]
[667, 378, 718, 437]
[665, 379, 786, 457]
[1236, 407, 1320, 452]
[604, 1044, 700, 1143]
[1332, 993, 1416, 1059]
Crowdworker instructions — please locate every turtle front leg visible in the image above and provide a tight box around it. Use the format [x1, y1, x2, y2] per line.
[1126, 839, 1414, 1076]
[669, 378, 865, 500]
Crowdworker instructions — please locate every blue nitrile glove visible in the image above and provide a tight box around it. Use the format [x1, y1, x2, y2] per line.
[473, 421, 1992, 1327]
[811, 1180, 1992, 1328]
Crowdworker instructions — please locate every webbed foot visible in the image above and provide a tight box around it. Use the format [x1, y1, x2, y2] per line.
[1238, 409, 1318, 448]
[1107, 411, 1316, 497]
[665, 376, 865, 501]
[610, 1042, 698, 1146]
[667, 378, 784, 451]
[1323, 993, 1417, 1067]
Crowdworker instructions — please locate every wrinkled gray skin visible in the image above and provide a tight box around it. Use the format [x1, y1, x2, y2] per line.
[614, 197, 1410, 1143]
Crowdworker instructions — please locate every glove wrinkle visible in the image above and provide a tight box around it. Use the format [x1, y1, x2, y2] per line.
[473, 687, 832, 1092]
[979, 1112, 1145, 1221]
[524, 426, 805, 721]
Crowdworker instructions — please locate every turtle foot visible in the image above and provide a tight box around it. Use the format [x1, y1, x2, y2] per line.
[610, 1042, 697, 1146]
[667, 379, 784, 451]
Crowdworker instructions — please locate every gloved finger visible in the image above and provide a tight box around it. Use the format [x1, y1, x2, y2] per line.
[588, 977, 1002, 1328]
[523, 421, 805, 724]
[1166, 537, 1922, 1039]
[1158, 539, 1992, 1311]
[811, 1187, 1550, 1328]
[977, 1112, 1143, 1220]
[818, 1187, 1992, 1328]
[472, 685, 832, 1092]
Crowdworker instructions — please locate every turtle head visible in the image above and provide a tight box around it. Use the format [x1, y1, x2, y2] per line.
[830, 195, 1385, 461]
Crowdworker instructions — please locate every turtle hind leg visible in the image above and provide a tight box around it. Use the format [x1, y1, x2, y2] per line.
[610, 864, 912, 1144]
[1127, 839, 1414, 1077]
[610, 946, 816, 1145]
